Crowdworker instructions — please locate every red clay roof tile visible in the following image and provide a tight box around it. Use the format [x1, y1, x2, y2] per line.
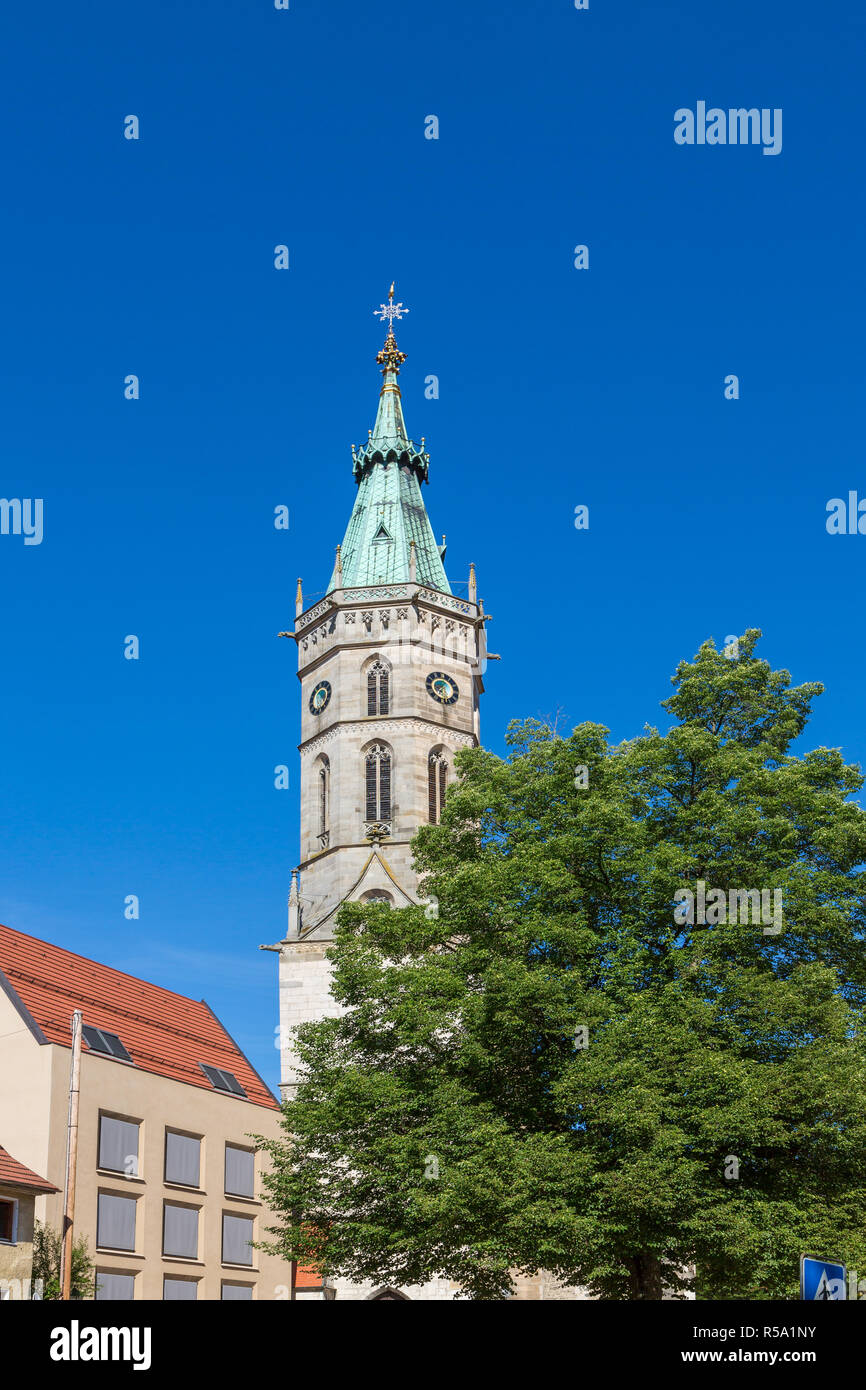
[0, 924, 278, 1110]
[0, 1144, 58, 1193]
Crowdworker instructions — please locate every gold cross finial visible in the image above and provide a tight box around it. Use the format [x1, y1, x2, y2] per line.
[375, 286, 408, 329]
[374, 284, 409, 373]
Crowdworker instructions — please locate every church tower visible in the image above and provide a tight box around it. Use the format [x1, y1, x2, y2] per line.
[266, 288, 490, 1105]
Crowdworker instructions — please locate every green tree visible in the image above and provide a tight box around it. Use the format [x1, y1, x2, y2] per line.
[32, 1221, 95, 1300]
[259, 632, 866, 1299]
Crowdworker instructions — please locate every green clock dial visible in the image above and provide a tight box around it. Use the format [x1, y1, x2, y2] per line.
[309, 681, 332, 715]
[426, 671, 459, 706]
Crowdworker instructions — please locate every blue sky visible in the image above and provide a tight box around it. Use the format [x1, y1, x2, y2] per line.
[1, 0, 864, 1091]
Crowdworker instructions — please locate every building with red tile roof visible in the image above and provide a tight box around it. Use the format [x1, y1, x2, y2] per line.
[0, 923, 290, 1301]
[0, 923, 276, 1108]
[0, 1143, 57, 1297]
[0, 1145, 57, 1194]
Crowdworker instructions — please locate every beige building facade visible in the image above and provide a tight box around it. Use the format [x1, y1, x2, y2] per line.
[0, 926, 292, 1300]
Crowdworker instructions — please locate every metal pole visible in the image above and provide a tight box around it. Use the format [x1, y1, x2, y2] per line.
[60, 1010, 82, 1300]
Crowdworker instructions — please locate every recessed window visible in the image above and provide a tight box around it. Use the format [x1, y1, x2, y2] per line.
[428, 751, 448, 824]
[200, 1064, 247, 1097]
[97, 1193, 137, 1252]
[95, 1271, 135, 1301]
[316, 754, 330, 847]
[82, 1025, 133, 1063]
[225, 1145, 255, 1199]
[365, 744, 391, 822]
[0, 1199, 17, 1244]
[165, 1131, 201, 1188]
[162, 1202, 199, 1260]
[222, 1213, 254, 1266]
[163, 1277, 198, 1301]
[98, 1115, 140, 1176]
[367, 661, 390, 715]
[221, 1282, 253, 1300]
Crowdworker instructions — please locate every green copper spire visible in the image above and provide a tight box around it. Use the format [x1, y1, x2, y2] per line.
[327, 286, 451, 594]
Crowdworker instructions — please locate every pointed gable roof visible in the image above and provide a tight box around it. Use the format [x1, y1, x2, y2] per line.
[299, 849, 417, 940]
[0, 923, 278, 1109]
[0, 1145, 58, 1194]
[328, 297, 450, 594]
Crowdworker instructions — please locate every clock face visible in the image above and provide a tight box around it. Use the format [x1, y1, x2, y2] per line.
[426, 671, 459, 706]
[309, 681, 331, 715]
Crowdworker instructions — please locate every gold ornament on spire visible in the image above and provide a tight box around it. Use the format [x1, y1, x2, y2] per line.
[377, 329, 406, 374]
[374, 283, 409, 374]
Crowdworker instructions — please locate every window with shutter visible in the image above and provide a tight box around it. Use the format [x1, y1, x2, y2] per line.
[163, 1202, 199, 1259]
[97, 1193, 137, 1252]
[165, 1131, 201, 1187]
[225, 1145, 255, 1198]
[222, 1213, 254, 1266]
[222, 1282, 254, 1300]
[163, 1277, 198, 1300]
[98, 1116, 140, 1175]
[95, 1271, 136, 1300]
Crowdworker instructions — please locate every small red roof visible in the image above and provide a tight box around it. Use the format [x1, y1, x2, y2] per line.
[0, 924, 277, 1110]
[0, 1145, 58, 1194]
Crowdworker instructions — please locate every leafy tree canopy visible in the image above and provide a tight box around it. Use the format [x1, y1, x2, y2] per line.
[260, 631, 866, 1299]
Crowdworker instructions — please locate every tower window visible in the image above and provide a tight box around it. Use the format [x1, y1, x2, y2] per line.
[367, 662, 389, 716]
[317, 755, 330, 847]
[428, 752, 448, 824]
[365, 744, 391, 822]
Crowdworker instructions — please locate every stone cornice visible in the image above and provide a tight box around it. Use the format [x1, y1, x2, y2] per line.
[294, 585, 478, 635]
[296, 638, 481, 680]
[297, 839, 417, 871]
[299, 717, 477, 756]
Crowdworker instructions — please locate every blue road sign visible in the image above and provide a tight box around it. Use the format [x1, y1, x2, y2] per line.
[801, 1256, 847, 1300]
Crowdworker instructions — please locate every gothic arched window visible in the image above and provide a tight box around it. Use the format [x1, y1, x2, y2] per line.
[316, 755, 330, 847]
[365, 744, 391, 823]
[428, 751, 448, 824]
[367, 661, 389, 716]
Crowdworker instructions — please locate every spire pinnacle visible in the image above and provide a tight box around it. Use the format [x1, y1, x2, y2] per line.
[374, 282, 409, 375]
[327, 285, 450, 596]
[288, 869, 300, 937]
